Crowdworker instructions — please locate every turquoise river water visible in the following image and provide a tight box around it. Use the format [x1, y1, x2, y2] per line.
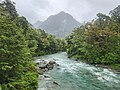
[36, 52, 120, 90]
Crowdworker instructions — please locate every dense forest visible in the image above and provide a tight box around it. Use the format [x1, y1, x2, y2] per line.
[0, 0, 65, 89]
[66, 5, 120, 71]
[1, 0, 120, 90]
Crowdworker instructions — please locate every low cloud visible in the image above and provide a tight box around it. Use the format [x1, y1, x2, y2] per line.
[12, 0, 120, 24]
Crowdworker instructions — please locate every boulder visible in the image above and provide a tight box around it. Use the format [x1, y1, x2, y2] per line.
[36, 67, 44, 74]
[38, 60, 47, 68]
[46, 62, 54, 70]
[36, 60, 59, 75]
[49, 61, 56, 65]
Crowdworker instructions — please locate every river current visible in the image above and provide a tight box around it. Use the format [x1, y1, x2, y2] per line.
[36, 52, 120, 90]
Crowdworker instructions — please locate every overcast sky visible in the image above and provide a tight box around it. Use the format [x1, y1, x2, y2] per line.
[12, 0, 120, 24]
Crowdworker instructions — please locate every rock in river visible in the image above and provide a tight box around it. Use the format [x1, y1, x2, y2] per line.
[36, 60, 59, 75]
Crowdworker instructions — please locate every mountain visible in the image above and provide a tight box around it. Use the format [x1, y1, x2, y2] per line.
[33, 11, 81, 38]
[33, 20, 43, 28]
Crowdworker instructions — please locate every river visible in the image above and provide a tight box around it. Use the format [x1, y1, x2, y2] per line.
[36, 52, 120, 90]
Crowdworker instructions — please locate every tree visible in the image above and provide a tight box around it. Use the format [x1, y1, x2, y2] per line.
[66, 6, 120, 69]
[3, 0, 18, 19]
[0, 3, 38, 89]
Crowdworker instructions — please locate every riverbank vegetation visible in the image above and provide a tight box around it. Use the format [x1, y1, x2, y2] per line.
[0, 0, 65, 89]
[66, 5, 120, 71]
[1, 0, 120, 89]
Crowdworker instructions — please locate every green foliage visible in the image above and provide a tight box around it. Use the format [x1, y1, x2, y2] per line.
[33, 30, 65, 56]
[0, 0, 66, 89]
[66, 5, 120, 71]
[0, 5, 38, 89]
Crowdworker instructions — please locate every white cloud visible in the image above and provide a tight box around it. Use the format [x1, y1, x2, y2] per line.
[12, 0, 120, 24]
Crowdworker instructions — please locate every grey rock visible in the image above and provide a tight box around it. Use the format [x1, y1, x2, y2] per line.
[36, 60, 59, 75]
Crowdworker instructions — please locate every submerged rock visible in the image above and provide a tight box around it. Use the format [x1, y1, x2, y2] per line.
[53, 81, 60, 86]
[44, 75, 50, 78]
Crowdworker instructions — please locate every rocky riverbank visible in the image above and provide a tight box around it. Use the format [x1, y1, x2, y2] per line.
[36, 59, 59, 75]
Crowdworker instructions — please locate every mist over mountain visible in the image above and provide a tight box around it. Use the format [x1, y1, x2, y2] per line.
[33, 20, 43, 28]
[33, 11, 81, 38]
